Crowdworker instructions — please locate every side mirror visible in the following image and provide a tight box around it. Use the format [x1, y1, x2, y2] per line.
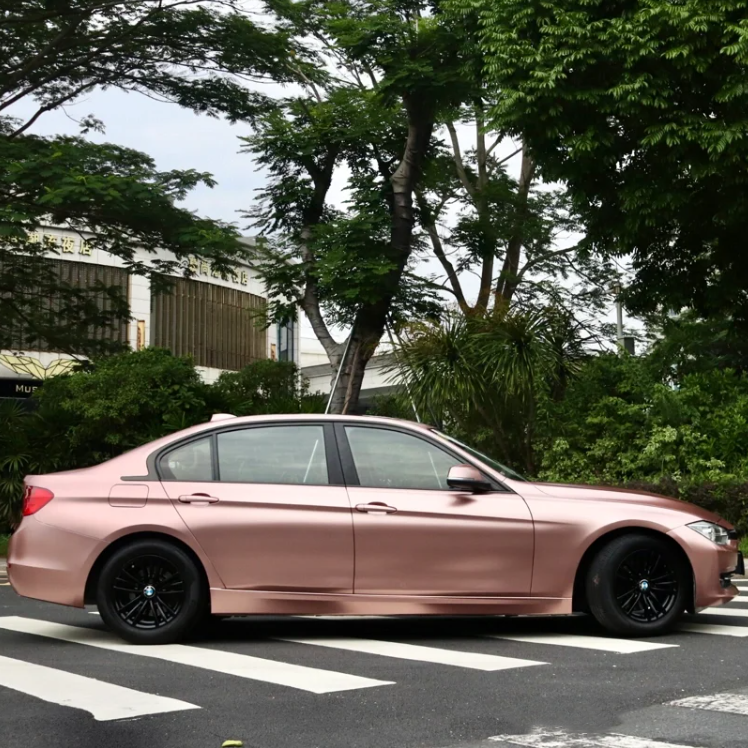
[447, 465, 492, 494]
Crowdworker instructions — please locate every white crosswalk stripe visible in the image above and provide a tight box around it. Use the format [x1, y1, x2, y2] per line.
[278, 636, 546, 671]
[668, 692, 748, 716]
[0, 617, 392, 694]
[698, 606, 748, 618]
[489, 729, 700, 747]
[679, 621, 748, 637]
[487, 633, 677, 653]
[0, 654, 199, 721]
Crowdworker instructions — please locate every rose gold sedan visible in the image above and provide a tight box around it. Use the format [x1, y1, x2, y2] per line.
[7, 414, 743, 644]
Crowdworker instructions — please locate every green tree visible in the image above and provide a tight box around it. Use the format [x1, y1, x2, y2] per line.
[0, 133, 248, 355]
[1, 0, 305, 354]
[416, 134, 612, 325]
[456, 0, 748, 324]
[1, 0, 302, 137]
[245, 0, 469, 414]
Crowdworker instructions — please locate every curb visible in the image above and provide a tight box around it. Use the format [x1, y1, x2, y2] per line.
[0, 559, 8, 585]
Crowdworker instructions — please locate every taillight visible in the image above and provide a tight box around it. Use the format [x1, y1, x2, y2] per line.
[22, 486, 54, 516]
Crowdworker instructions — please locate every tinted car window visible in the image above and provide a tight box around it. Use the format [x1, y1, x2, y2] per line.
[161, 437, 212, 481]
[345, 427, 461, 490]
[217, 426, 328, 485]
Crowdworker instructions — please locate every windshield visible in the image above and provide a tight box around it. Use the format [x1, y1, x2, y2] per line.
[434, 431, 527, 482]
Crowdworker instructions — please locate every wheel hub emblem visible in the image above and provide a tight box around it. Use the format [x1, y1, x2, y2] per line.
[638, 579, 650, 592]
[143, 585, 156, 598]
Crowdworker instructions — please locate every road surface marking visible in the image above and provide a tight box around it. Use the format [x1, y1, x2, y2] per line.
[490, 729, 702, 747]
[0, 617, 392, 694]
[0, 654, 198, 721]
[278, 637, 545, 671]
[668, 692, 748, 715]
[679, 621, 748, 637]
[487, 633, 677, 653]
[699, 606, 748, 619]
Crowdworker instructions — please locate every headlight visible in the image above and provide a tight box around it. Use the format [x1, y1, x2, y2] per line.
[688, 521, 730, 546]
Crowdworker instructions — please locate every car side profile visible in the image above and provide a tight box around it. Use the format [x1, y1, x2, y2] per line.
[7, 414, 743, 644]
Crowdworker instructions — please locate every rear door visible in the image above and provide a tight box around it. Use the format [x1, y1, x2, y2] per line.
[159, 422, 354, 593]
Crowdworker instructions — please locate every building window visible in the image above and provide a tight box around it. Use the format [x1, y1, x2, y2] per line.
[151, 277, 267, 370]
[278, 318, 295, 362]
[0, 258, 130, 352]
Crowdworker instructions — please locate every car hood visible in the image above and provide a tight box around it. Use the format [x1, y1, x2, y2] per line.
[529, 481, 731, 528]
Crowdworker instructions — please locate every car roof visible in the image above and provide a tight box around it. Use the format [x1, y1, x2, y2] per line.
[205, 413, 433, 430]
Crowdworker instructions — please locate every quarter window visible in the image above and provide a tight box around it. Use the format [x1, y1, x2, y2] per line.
[345, 427, 462, 490]
[217, 425, 328, 484]
[160, 437, 213, 481]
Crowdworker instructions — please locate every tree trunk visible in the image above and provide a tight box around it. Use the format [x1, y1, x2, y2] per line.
[495, 145, 536, 310]
[325, 96, 435, 415]
[326, 323, 381, 414]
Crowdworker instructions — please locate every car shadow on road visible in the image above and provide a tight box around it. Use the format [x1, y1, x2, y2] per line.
[192, 612, 609, 645]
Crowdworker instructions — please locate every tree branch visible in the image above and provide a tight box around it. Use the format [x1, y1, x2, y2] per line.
[445, 121, 476, 199]
[416, 190, 470, 315]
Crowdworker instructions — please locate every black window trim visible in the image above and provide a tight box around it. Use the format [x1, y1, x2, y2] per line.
[334, 422, 512, 494]
[124, 421, 345, 487]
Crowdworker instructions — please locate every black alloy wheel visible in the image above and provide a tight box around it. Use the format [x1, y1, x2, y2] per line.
[586, 533, 689, 637]
[96, 539, 207, 645]
[111, 554, 185, 630]
[614, 548, 679, 623]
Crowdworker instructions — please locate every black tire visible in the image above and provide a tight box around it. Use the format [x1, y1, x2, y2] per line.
[96, 539, 207, 645]
[586, 533, 690, 637]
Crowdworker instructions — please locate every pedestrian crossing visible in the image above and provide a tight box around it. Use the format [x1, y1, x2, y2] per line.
[490, 729, 731, 747]
[493, 682, 748, 745]
[0, 583, 747, 722]
[0, 653, 199, 721]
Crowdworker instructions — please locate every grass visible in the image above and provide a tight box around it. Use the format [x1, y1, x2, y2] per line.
[741, 537, 748, 558]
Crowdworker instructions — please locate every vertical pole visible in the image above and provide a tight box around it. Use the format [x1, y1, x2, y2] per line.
[616, 298, 624, 346]
[613, 283, 624, 349]
[386, 322, 420, 422]
[325, 333, 352, 415]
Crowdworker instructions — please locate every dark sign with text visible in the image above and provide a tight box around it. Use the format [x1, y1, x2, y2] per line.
[0, 378, 43, 399]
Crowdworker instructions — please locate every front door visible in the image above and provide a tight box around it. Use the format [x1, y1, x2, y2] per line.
[339, 425, 534, 597]
[159, 423, 354, 593]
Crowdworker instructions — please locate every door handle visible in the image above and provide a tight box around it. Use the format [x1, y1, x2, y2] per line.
[355, 502, 397, 514]
[178, 493, 219, 504]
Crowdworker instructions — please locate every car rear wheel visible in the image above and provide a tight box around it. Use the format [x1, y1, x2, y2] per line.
[96, 539, 207, 645]
[586, 533, 689, 637]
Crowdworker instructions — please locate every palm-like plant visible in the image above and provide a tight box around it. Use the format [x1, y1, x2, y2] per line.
[392, 307, 584, 474]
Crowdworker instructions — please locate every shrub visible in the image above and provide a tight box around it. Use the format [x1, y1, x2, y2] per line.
[212, 359, 324, 416]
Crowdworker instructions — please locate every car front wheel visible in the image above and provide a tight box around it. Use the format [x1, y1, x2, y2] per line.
[96, 539, 207, 645]
[586, 533, 689, 637]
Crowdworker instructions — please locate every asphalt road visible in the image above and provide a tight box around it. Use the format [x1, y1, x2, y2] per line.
[1, 581, 748, 748]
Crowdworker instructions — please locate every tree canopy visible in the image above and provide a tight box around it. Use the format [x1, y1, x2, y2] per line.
[246, 0, 471, 412]
[0, 130, 249, 355]
[1, 0, 304, 136]
[0, 0, 302, 354]
[456, 0, 748, 323]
